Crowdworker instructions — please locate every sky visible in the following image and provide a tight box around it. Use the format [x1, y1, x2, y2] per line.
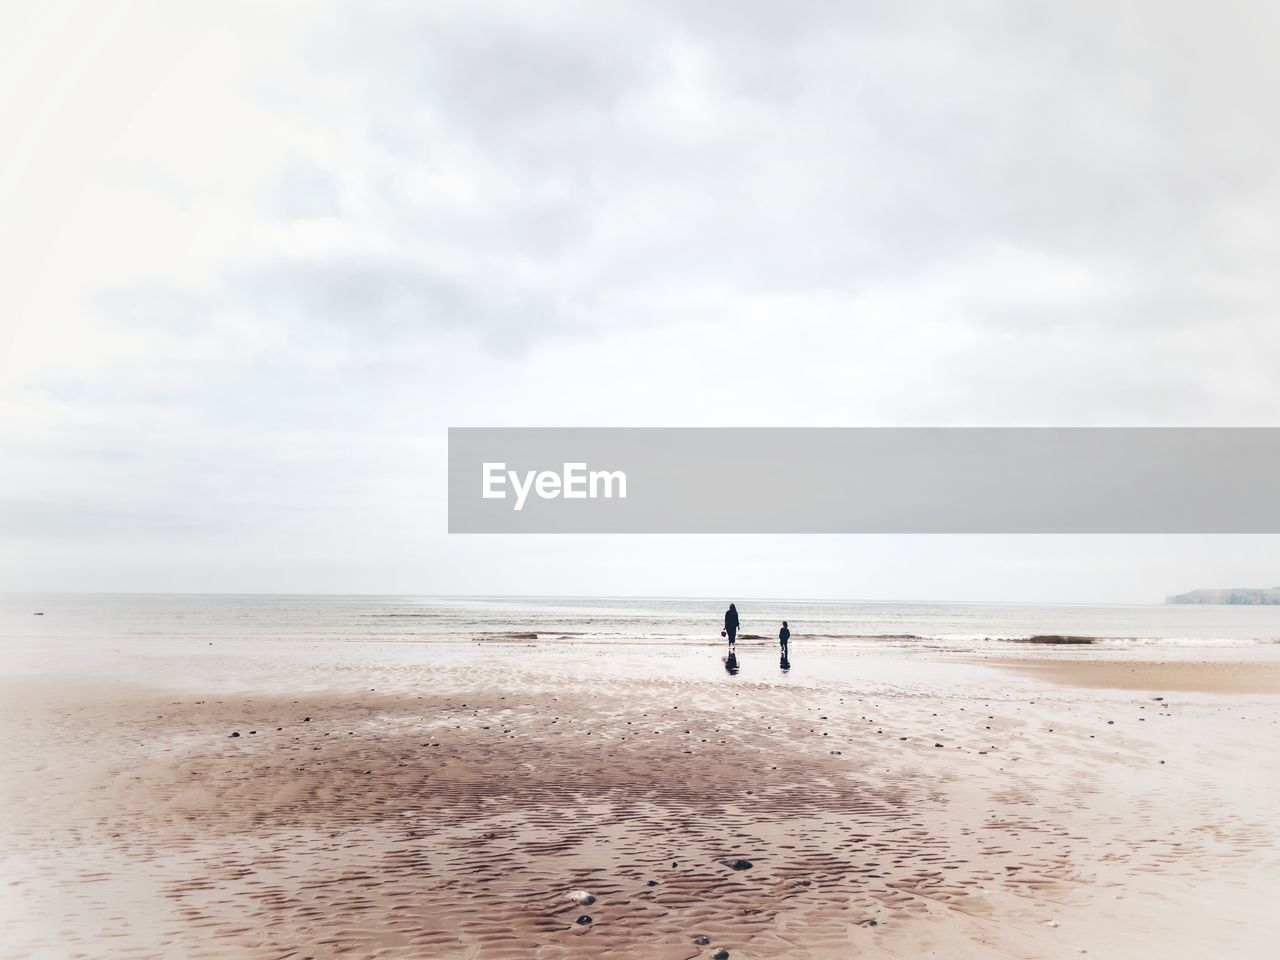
[3, 0, 1279, 602]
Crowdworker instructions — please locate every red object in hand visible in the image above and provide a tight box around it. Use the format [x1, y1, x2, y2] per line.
[721, 629, 727, 637]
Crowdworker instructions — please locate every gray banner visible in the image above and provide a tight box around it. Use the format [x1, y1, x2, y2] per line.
[448, 428, 1280, 533]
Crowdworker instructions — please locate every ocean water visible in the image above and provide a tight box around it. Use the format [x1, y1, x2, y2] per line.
[3, 593, 1279, 650]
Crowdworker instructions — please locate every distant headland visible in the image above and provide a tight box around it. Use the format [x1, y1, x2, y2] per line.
[1166, 586, 1280, 604]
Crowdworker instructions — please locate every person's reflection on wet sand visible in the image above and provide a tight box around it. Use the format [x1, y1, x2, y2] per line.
[724, 651, 739, 675]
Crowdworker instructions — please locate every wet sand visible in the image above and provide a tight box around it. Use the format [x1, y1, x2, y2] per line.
[984, 656, 1280, 694]
[2, 642, 1279, 958]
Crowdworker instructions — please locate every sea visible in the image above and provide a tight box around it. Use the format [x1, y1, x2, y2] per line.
[3, 594, 1279, 650]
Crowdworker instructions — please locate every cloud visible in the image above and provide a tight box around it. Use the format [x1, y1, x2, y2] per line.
[3, 0, 1280, 592]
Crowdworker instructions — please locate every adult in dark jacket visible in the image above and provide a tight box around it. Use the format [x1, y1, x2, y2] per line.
[779, 621, 790, 659]
[724, 603, 740, 650]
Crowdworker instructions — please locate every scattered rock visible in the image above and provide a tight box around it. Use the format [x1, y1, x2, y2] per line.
[713, 950, 730, 960]
[717, 858, 753, 871]
[934, 742, 944, 748]
[303, 717, 311, 722]
[693, 935, 710, 945]
[566, 890, 596, 905]
[646, 880, 657, 886]
[228, 731, 240, 737]
[575, 915, 592, 925]
[862, 918, 878, 926]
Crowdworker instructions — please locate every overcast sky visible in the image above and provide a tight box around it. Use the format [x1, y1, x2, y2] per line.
[3, 0, 1279, 601]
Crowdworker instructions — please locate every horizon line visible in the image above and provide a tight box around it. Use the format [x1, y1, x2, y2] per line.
[0, 590, 1177, 606]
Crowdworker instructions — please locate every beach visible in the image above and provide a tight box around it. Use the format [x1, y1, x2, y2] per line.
[2, 597, 1279, 958]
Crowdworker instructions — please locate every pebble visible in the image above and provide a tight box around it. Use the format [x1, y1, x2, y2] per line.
[717, 858, 753, 871]
[575, 915, 592, 925]
[713, 950, 730, 960]
[693, 935, 710, 945]
[566, 890, 596, 905]
[228, 731, 240, 738]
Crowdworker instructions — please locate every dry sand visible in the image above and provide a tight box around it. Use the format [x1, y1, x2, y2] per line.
[2, 642, 1279, 959]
